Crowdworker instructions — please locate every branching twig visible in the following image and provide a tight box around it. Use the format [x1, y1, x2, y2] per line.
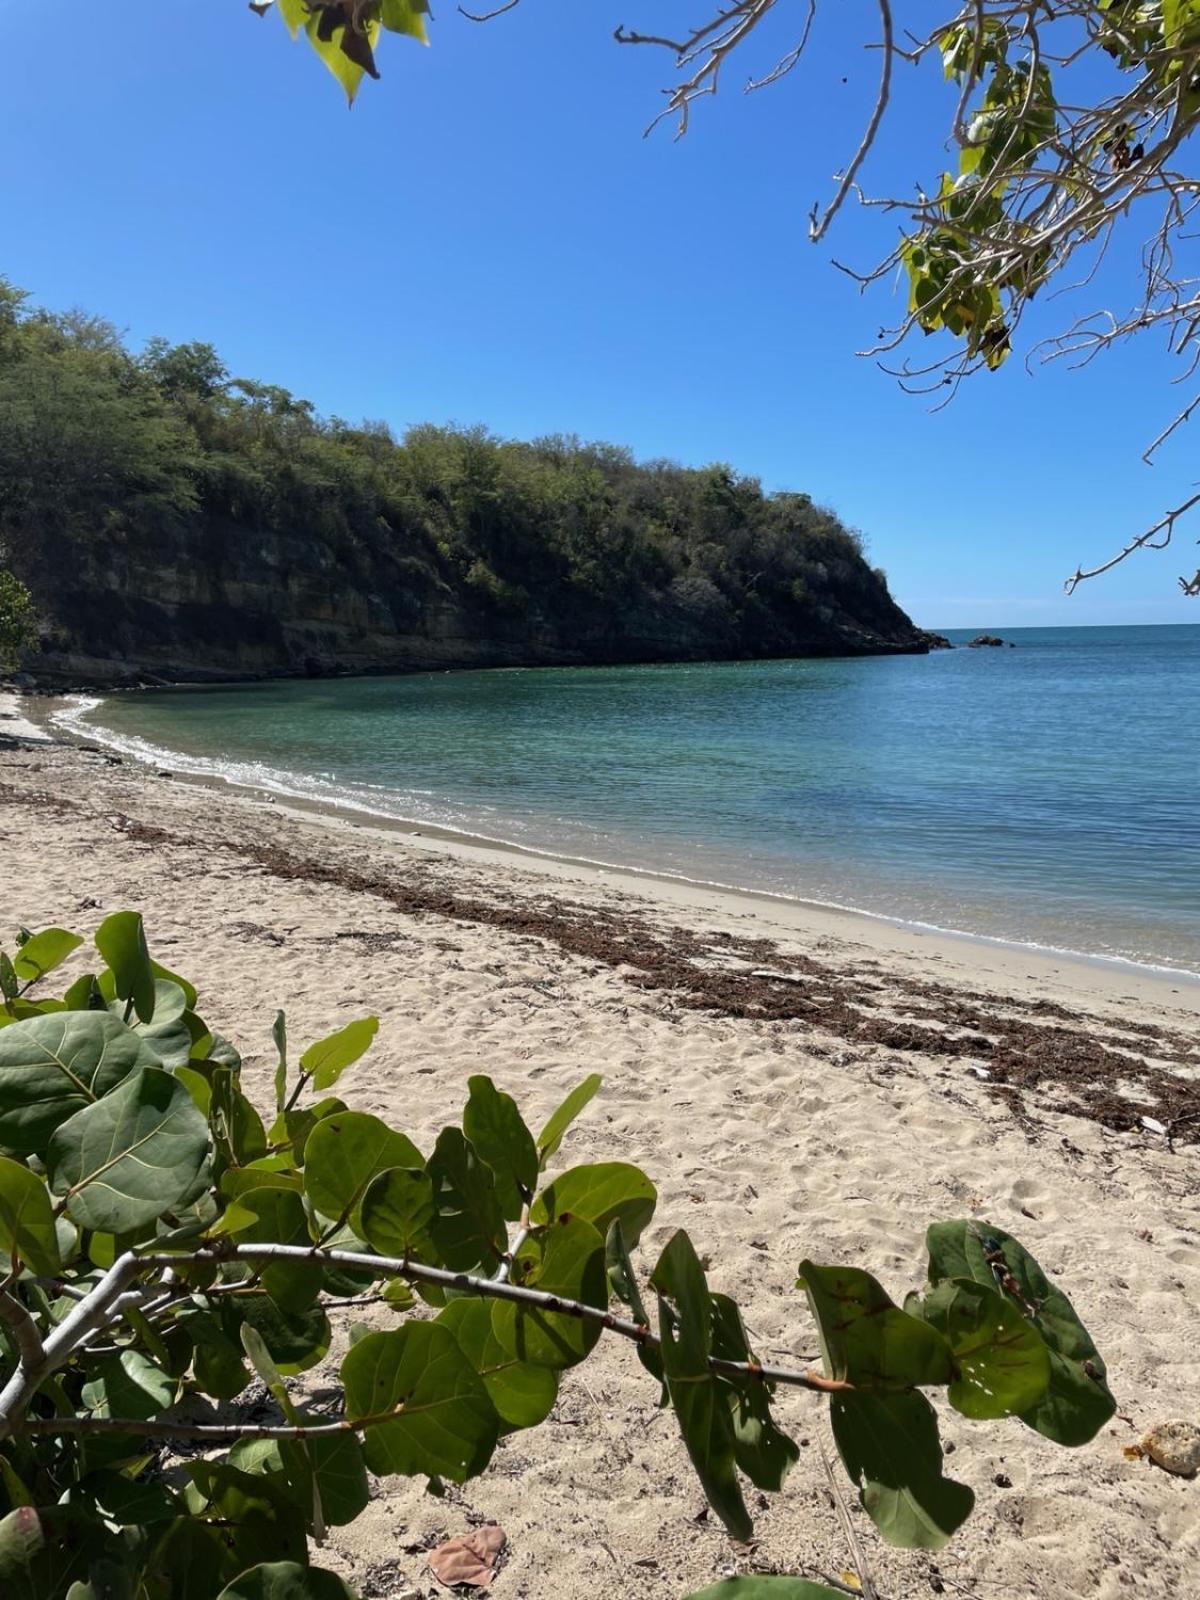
[1064, 491, 1200, 592]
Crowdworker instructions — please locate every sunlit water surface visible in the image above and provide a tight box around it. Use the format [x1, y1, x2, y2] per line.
[59, 626, 1200, 974]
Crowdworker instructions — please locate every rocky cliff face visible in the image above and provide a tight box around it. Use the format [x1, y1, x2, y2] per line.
[27, 518, 930, 688]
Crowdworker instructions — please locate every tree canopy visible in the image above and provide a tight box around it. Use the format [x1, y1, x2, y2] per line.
[249, 0, 1200, 596]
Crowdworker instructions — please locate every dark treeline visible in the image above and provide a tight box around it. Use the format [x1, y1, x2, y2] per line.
[0, 280, 925, 681]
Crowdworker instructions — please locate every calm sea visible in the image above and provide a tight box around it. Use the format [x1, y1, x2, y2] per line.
[58, 626, 1200, 975]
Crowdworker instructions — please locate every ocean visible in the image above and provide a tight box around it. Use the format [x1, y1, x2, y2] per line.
[56, 625, 1200, 976]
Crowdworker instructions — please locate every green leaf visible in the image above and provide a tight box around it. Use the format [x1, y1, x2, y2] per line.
[341, 1322, 499, 1482]
[148, 1518, 230, 1600]
[280, 1433, 369, 1530]
[83, 1469, 178, 1527]
[217, 1562, 357, 1600]
[0, 956, 17, 1007]
[94, 913, 156, 1024]
[830, 1389, 974, 1550]
[462, 1076, 538, 1221]
[220, 1159, 302, 1200]
[150, 960, 197, 1011]
[232, 1187, 321, 1312]
[60, 974, 102, 1012]
[277, 0, 308, 38]
[426, 1128, 507, 1274]
[0, 1506, 112, 1599]
[271, 1097, 346, 1165]
[111, 981, 193, 1070]
[685, 1583, 847, 1600]
[380, 0, 429, 43]
[359, 1166, 435, 1258]
[303, 1111, 422, 1227]
[46, 1067, 211, 1233]
[11, 930, 82, 986]
[210, 1068, 269, 1169]
[924, 1220, 1115, 1444]
[913, 1277, 1050, 1419]
[241, 1324, 298, 1420]
[186, 1463, 305, 1574]
[494, 1216, 606, 1370]
[530, 1161, 656, 1250]
[303, 12, 381, 104]
[272, 1011, 287, 1115]
[710, 1293, 798, 1492]
[299, 1017, 378, 1093]
[535, 1073, 601, 1169]
[239, 1294, 331, 1375]
[605, 1218, 663, 1385]
[0, 1011, 160, 1155]
[798, 1262, 952, 1389]
[651, 1229, 751, 1542]
[0, 1155, 61, 1274]
[82, 1350, 176, 1419]
[437, 1297, 559, 1433]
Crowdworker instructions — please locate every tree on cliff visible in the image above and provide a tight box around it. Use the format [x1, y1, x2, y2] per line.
[0, 279, 920, 674]
[249, 0, 1200, 596]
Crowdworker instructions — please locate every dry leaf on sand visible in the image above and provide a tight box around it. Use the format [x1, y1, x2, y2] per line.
[428, 1525, 507, 1589]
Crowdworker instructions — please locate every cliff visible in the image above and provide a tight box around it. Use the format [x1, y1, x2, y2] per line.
[27, 516, 930, 689]
[0, 291, 930, 686]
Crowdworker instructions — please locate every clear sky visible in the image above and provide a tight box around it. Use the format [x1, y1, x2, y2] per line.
[4, 1, 1197, 628]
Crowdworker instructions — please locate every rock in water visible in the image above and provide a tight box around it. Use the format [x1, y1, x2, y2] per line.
[1143, 1420, 1200, 1477]
[968, 633, 1006, 647]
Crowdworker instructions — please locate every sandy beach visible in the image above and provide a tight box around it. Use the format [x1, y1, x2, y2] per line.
[2, 699, 1198, 1600]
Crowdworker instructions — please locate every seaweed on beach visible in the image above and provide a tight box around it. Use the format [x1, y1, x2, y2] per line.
[2, 771, 1197, 1144]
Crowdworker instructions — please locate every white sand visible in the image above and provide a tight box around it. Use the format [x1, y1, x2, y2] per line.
[2, 710, 1198, 1599]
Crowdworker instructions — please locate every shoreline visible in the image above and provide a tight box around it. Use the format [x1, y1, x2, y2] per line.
[31, 689, 1200, 1007]
[3, 691, 1198, 1598]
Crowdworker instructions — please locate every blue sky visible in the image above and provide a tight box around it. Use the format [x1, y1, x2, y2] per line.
[4, 1, 1197, 627]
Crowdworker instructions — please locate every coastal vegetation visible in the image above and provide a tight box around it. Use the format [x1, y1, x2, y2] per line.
[0, 910, 1115, 1599]
[0, 280, 923, 683]
[0, 573, 35, 673]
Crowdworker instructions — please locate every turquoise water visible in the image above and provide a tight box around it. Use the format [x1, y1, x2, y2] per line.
[61, 626, 1200, 973]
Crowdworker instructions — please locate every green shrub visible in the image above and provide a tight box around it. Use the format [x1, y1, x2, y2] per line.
[0, 913, 1114, 1598]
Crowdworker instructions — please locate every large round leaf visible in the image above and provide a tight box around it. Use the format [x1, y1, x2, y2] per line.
[530, 1161, 657, 1249]
[110, 980, 195, 1070]
[493, 1216, 606, 1370]
[830, 1389, 974, 1550]
[924, 1219, 1115, 1444]
[437, 1297, 559, 1432]
[913, 1277, 1050, 1419]
[47, 1067, 211, 1233]
[341, 1322, 499, 1482]
[799, 1262, 952, 1390]
[359, 1166, 435, 1258]
[302, 1112, 422, 1226]
[82, 1349, 176, 1419]
[233, 1187, 322, 1313]
[0, 1012, 160, 1155]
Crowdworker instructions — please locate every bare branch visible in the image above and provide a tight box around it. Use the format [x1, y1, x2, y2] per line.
[134, 1243, 849, 1394]
[0, 1290, 44, 1376]
[458, 0, 520, 20]
[1063, 491, 1200, 593]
